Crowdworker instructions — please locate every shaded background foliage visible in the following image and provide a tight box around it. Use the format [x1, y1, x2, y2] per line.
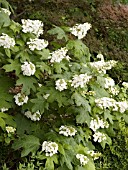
[1, 0, 128, 169]
[8, 0, 128, 82]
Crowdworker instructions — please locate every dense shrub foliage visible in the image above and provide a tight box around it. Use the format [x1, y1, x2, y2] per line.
[0, 0, 128, 169]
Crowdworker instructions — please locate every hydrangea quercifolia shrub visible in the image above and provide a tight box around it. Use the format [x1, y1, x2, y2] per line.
[0, 1, 128, 169]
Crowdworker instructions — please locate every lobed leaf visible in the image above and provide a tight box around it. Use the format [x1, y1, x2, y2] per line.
[16, 75, 37, 95]
[0, 11, 10, 27]
[66, 40, 90, 62]
[48, 26, 68, 41]
[3, 59, 21, 75]
[76, 108, 91, 126]
[12, 134, 40, 157]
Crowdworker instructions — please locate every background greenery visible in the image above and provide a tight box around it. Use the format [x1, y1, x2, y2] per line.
[9, 0, 128, 82]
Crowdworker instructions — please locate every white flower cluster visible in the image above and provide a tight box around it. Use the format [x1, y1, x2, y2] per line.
[0, 8, 11, 16]
[70, 23, 91, 39]
[55, 79, 67, 91]
[21, 19, 44, 37]
[59, 125, 77, 137]
[71, 73, 92, 88]
[104, 77, 115, 89]
[90, 117, 109, 132]
[104, 77, 119, 95]
[24, 110, 41, 121]
[27, 38, 48, 51]
[0, 33, 15, 48]
[42, 141, 58, 157]
[109, 87, 119, 96]
[95, 97, 117, 110]
[76, 154, 89, 165]
[90, 54, 117, 74]
[50, 47, 70, 63]
[117, 101, 128, 113]
[21, 61, 36, 76]
[6, 126, 16, 133]
[87, 150, 101, 160]
[122, 82, 128, 88]
[93, 132, 106, 143]
[14, 93, 28, 106]
[43, 94, 50, 99]
[0, 107, 8, 112]
[38, 83, 42, 87]
[95, 97, 128, 113]
[96, 54, 104, 61]
[90, 60, 117, 74]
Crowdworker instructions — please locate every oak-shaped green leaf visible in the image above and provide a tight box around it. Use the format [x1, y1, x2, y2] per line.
[104, 110, 113, 124]
[71, 92, 91, 112]
[48, 26, 68, 41]
[14, 113, 39, 135]
[47, 88, 70, 107]
[34, 49, 50, 60]
[31, 96, 49, 113]
[0, 112, 16, 130]
[66, 40, 90, 62]
[3, 59, 21, 75]
[100, 135, 112, 149]
[76, 107, 91, 125]
[45, 157, 54, 170]
[36, 61, 52, 74]
[15, 50, 30, 61]
[53, 62, 68, 74]
[12, 135, 40, 157]
[0, 10, 10, 27]
[61, 150, 74, 170]
[5, 48, 11, 58]
[58, 143, 65, 156]
[91, 82, 109, 98]
[45, 155, 58, 170]
[36, 85, 71, 108]
[16, 75, 37, 95]
[10, 20, 21, 33]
